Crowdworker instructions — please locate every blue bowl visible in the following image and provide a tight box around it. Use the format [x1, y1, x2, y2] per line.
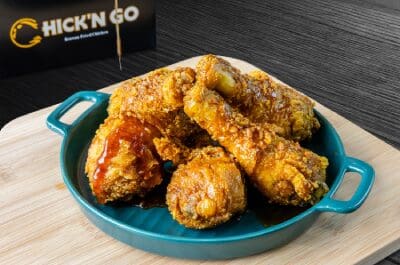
[47, 91, 374, 260]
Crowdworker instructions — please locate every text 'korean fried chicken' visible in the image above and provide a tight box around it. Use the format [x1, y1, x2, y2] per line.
[196, 55, 320, 141]
[167, 146, 246, 229]
[184, 82, 329, 206]
[85, 115, 162, 204]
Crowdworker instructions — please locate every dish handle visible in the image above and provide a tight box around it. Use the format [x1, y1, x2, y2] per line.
[315, 157, 375, 213]
[46, 91, 109, 137]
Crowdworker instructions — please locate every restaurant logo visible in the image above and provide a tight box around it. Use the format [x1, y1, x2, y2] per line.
[9, 18, 42, 48]
[9, 6, 139, 49]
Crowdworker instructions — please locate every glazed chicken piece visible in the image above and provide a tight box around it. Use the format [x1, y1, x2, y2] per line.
[86, 67, 214, 204]
[184, 82, 329, 206]
[196, 55, 320, 141]
[107, 67, 203, 141]
[85, 115, 163, 204]
[166, 146, 246, 229]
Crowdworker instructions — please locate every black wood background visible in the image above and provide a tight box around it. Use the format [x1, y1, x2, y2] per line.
[0, 0, 399, 263]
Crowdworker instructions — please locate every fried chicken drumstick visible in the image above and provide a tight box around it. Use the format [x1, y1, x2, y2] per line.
[86, 68, 208, 204]
[85, 115, 162, 204]
[167, 146, 246, 229]
[196, 55, 320, 141]
[155, 137, 246, 229]
[108, 67, 203, 141]
[184, 82, 329, 206]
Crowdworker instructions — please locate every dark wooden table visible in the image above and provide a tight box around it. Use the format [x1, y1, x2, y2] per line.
[0, 0, 399, 263]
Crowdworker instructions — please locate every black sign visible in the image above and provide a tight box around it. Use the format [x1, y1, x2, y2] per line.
[0, 0, 155, 78]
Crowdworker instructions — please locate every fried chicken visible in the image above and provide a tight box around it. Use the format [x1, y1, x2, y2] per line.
[153, 134, 218, 166]
[184, 82, 329, 206]
[107, 67, 202, 141]
[166, 146, 246, 229]
[153, 136, 191, 166]
[85, 115, 163, 204]
[196, 55, 320, 141]
[86, 67, 220, 203]
[86, 58, 327, 209]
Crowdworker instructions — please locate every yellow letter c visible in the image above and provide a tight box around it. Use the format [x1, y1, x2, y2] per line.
[10, 18, 42, 48]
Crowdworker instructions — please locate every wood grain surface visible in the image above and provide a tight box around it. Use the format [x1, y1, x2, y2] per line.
[0, 0, 399, 263]
[0, 56, 399, 265]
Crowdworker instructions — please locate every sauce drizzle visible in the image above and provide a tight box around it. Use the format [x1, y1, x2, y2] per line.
[93, 116, 160, 203]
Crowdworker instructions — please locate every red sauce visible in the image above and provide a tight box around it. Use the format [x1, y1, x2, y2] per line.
[93, 116, 160, 203]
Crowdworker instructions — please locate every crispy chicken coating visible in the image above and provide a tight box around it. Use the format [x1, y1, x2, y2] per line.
[85, 115, 163, 204]
[107, 67, 202, 140]
[166, 146, 246, 229]
[184, 82, 329, 206]
[153, 135, 218, 166]
[196, 55, 320, 141]
[153, 137, 191, 166]
[86, 67, 216, 203]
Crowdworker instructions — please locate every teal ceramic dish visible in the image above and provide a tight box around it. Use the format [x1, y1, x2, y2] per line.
[46, 91, 374, 260]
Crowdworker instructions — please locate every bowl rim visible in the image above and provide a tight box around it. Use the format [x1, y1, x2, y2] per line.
[60, 110, 347, 244]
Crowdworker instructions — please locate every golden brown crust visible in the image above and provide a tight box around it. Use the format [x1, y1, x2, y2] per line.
[153, 132, 218, 166]
[153, 137, 192, 165]
[184, 82, 328, 206]
[85, 116, 163, 204]
[196, 55, 320, 141]
[108, 67, 200, 140]
[86, 67, 205, 204]
[86, 58, 329, 215]
[166, 146, 246, 229]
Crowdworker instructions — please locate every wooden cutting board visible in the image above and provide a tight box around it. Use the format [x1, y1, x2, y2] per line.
[0, 56, 399, 265]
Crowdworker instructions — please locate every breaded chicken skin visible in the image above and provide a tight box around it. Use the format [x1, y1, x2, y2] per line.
[85, 115, 162, 204]
[108, 67, 202, 141]
[167, 146, 246, 229]
[196, 55, 320, 141]
[184, 82, 329, 206]
[153, 136, 192, 166]
[86, 67, 215, 204]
